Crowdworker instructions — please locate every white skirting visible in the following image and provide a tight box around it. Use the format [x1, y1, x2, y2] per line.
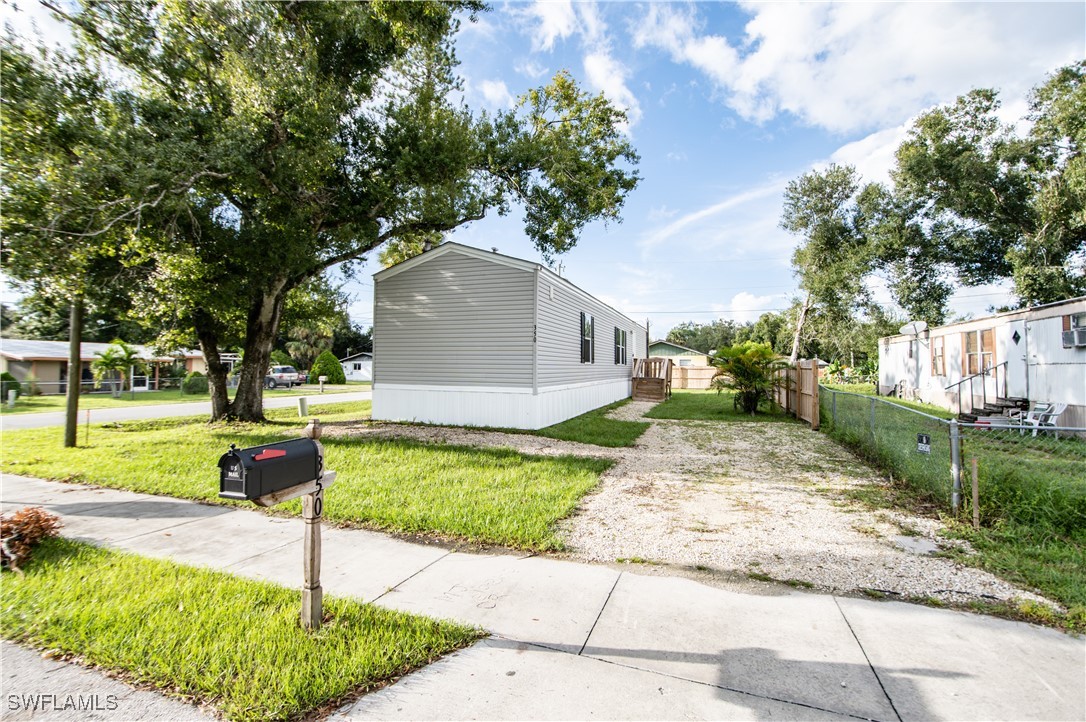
[372, 378, 632, 429]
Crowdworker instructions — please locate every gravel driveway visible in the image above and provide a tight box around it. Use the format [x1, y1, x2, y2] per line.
[332, 401, 1051, 608]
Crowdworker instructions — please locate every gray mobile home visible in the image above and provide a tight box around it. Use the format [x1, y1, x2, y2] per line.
[372, 242, 648, 429]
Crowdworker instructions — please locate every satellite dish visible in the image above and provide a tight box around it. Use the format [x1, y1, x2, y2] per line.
[899, 321, 928, 336]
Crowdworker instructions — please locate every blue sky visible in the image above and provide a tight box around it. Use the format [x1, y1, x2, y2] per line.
[4, 1, 1084, 338]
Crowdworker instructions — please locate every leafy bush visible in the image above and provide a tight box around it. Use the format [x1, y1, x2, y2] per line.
[309, 350, 345, 384]
[710, 342, 786, 415]
[1, 371, 21, 401]
[1, 507, 61, 571]
[181, 371, 209, 395]
[270, 349, 293, 367]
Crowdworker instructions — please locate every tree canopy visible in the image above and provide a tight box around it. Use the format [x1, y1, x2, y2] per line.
[4, 0, 640, 421]
[778, 62, 1086, 359]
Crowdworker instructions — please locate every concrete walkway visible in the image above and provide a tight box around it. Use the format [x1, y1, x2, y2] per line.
[0, 390, 371, 430]
[2, 475, 1083, 721]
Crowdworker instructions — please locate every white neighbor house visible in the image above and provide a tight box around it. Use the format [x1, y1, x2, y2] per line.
[878, 297, 1086, 427]
[371, 242, 648, 429]
[340, 352, 372, 382]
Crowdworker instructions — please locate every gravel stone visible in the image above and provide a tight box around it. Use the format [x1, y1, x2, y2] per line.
[329, 403, 1053, 609]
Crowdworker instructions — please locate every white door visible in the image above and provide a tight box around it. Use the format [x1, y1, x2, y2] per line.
[1005, 319, 1028, 399]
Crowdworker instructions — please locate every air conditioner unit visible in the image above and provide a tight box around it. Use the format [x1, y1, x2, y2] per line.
[1063, 330, 1076, 348]
[1076, 327, 1086, 347]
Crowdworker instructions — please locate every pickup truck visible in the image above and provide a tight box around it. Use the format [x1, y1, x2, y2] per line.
[265, 365, 304, 389]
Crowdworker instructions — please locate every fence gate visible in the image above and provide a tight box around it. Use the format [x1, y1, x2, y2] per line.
[774, 360, 820, 429]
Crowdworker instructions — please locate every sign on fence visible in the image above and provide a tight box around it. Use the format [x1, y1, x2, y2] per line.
[916, 433, 931, 454]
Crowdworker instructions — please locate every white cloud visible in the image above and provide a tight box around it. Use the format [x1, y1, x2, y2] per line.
[640, 180, 788, 249]
[666, 151, 687, 163]
[520, 1, 644, 131]
[515, 60, 549, 80]
[716, 292, 790, 323]
[828, 125, 910, 186]
[583, 51, 642, 128]
[522, 0, 579, 51]
[478, 79, 515, 110]
[633, 2, 1084, 133]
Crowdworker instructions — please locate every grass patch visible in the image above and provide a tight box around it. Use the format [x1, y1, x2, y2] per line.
[0, 538, 480, 720]
[821, 384, 954, 419]
[819, 384, 1086, 618]
[0, 385, 365, 415]
[1, 401, 608, 551]
[644, 390, 794, 422]
[492, 400, 649, 448]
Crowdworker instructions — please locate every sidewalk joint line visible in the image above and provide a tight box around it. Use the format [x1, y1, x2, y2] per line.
[834, 595, 903, 722]
[370, 549, 454, 604]
[578, 571, 622, 656]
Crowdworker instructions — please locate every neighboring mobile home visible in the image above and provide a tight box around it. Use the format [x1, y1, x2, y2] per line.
[372, 243, 648, 429]
[340, 352, 373, 382]
[878, 297, 1086, 427]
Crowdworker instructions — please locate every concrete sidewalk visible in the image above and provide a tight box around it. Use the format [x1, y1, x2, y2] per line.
[2, 475, 1083, 721]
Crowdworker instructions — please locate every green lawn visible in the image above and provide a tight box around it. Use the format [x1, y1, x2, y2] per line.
[820, 383, 955, 419]
[1, 538, 480, 721]
[0, 384, 368, 415]
[498, 400, 650, 447]
[1, 401, 610, 550]
[644, 389, 795, 422]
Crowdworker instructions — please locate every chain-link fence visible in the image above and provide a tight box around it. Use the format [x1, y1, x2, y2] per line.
[820, 386, 1086, 533]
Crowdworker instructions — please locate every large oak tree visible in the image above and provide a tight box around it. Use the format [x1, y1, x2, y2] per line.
[6, 0, 639, 421]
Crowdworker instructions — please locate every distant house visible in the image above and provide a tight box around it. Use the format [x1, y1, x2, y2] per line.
[648, 340, 710, 367]
[372, 242, 648, 429]
[647, 340, 714, 390]
[878, 296, 1086, 427]
[0, 339, 204, 394]
[340, 352, 373, 382]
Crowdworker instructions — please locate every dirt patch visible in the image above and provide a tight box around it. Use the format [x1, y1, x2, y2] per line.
[329, 404, 1052, 608]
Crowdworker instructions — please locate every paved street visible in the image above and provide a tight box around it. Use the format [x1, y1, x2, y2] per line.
[0, 390, 372, 430]
[2, 475, 1083, 721]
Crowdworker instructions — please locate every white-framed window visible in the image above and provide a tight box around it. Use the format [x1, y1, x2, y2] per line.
[580, 312, 594, 363]
[678, 358, 692, 367]
[353, 363, 362, 371]
[614, 327, 627, 364]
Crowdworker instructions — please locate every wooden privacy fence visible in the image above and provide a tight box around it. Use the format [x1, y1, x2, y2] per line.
[774, 360, 820, 430]
[671, 365, 716, 390]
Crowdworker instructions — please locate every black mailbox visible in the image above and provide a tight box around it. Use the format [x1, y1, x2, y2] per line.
[218, 438, 323, 501]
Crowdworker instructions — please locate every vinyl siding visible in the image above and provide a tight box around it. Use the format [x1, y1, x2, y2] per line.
[374, 250, 535, 388]
[535, 271, 643, 389]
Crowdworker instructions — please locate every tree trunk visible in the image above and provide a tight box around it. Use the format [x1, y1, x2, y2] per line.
[790, 292, 812, 366]
[64, 296, 84, 448]
[230, 286, 288, 422]
[196, 328, 232, 421]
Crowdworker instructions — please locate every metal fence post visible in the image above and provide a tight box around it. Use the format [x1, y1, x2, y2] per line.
[832, 390, 837, 427]
[949, 419, 962, 513]
[869, 396, 876, 441]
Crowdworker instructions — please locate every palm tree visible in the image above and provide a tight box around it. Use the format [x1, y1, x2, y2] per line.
[286, 325, 333, 372]
[92, 339, 142, 397]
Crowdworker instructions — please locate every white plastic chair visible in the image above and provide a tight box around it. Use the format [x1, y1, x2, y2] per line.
[1021, 403, 1067, 438]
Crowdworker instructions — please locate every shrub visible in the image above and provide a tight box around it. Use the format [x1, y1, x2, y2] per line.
[1, 371, 21, 401]
[710, 342, 786, 415]
[270, 349, 293, 367]
[309, 350, 345, 384]
[1, 507, 61, 571]
[181, 371, 209, 395]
